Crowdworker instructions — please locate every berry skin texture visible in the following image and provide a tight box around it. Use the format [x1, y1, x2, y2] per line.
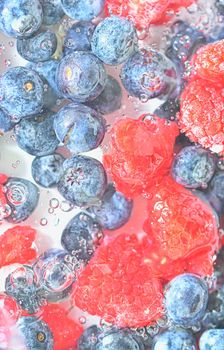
[0, 0, 43, 38]
[17, 316, 54, 350]
[172, 146, 216, 189]
[73, 232, 164, 328]
[40, 0, 64, 26]
[152, 328, 196, 350]
[190, 39, 224, 84]
[164, 274, 208, 327]
[199, 329, 224, 350]
[41, 304, 83, 350]
[63, 21, 95, 56]
[144, 176, 219, 279]
[91, 16, 137, 66]
[207, 172, 224, 216]
[0, 108, 16, 133]
[61, 0, 104, 21]
[178, 79, 224, 155]
[0, 226, 37, 268]
[104, 115, 179, 198]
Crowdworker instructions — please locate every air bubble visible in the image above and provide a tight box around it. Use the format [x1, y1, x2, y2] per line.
[48, 208, 54, 214]
[4, 59, 11, 67]
[79, 316, 86, 324]
[60, 200, 74, 212]
[6, 183, 28, 206]
[40, 218, 48, 226]
[49, 198, 59, 209]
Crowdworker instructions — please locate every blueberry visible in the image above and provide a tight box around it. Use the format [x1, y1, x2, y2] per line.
[121, 49, 177, 101]
[91, 16, 137, 65]
[53, 103, 106, 154]
[201, 289, 224, 329]
[87, 76, 122, 115]
[215, 0, 224, 16]
[94, 328, 145, 350]
[0, 0, 43, 38]
[15, 112, 59, 156]
[0, 67, 44, 119]
[154, 98, 180, 120]
[17, 316, 53, 350]
[0, 108, 16, 133]
[199, 329, 224, 350]
[17, 30, 57, 62]
[40, 0, 64, 26]
[57, 155, 107, 207]
[87, 183, 133, 230]
[166, 20, 206, 66]
[61, 212, 103, 263]
[5, 265, 44, 314]
[61, 0, 104, 21]
[4, 177, 39, 223]
[172, 146, 216, 189]
[63, 21, 95, 55]
[152, 328, 196, 350]
[31, 153, 65, 188]
[207, 172, 224, 216]
[33, 249, 76, 303]
[56, 51, 107, 102]
[164, 274, 208, 327]
[77, 325, 101, 350]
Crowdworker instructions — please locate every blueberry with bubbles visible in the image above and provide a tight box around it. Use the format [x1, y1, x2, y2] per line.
[56, 51, 107, 102]
[0, 67, 44, 119]
[15, 112, 59, 156]
[53, 103, 106, 154]
[91, 16, 137, 65]
[61, 212, 103, 264]
[17, 30, 57, 62]
[61, 0, 104, 21]
[152, 328, 197, 350]
[0, 0, 43, 38]
[199, 329, 224, 350]
[77, 325, 100, 350]
[31, 153, 65, 188]
[63, 21, 95, 56]
[121, 49, 177, 101]
[40, 0, 64, 26]
[58, 155, 107, 207]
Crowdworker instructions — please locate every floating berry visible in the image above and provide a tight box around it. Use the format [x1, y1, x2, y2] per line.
[41, 304, 83, 350]
[104, 115, 179, 198]
[144, 176, 219, 279]
[178, 79, 224, 155]
[73, 233, 164, 328]
[0, 226, 37, 268]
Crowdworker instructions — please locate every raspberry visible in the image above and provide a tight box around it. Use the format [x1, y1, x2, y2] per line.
[41, 304, 83, 350]
[104, 115, 179, 198]
[0, 226, 37, 268]
[190, 40, 224, 84]
[178, 79, 224, 155]
[105, 0, 195, 30]
[0, 293, 21, 326]
[144, 176, 219, 279]
[73, 233, 164, 328]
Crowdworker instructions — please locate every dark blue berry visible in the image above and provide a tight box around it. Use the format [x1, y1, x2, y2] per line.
[15, 112, 59, 156]
[87, 76, 122, 115]
[61, 211, 103, 263]
[201, 289, 224, 329]
[56, 51, 107, 102]
[164, 273, 208, 327]
[94, 328, 145, 350]
[77, 325, 101, 350]
[0, 0, 43, 38]
[207, 172, 224, 216]
[61, 0, 104, 21]
[5, 265, 44, 314]
[63, 21, 95, 55]
[17, 316, 53, 350]
[53, 103, 106, 154]
[17, 30, 57, 62]
[87, 183, 133, 230]
[121, 49, 177, 101]
[199, 329, 224, 350]
[91, 16, 137, 65]
[40, 0, 64, 26]
[154, 98, 180, 120]
[5, 177, 39, 223]
[152, 328, 196, 350]
[172, 146, 216, 189]
[33, 249, 76, 303]
[31, 153, 65, 188]
[57, 155, 107, 207]
[0, 108, 16, 133]
[0, 67, 44, 119]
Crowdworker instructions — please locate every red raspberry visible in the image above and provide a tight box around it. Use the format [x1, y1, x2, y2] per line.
[143, 176, 219, 279]
[104, 115, 179, 198]
[105, 0, 195, 30]
[178, 79, 224, 155]
[190, 40, 224, 84]
[0, 226, 37, 268]
[73, 233, 164, 328]
[41, 304, 83, 350]
[0, 293, 21, 326]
